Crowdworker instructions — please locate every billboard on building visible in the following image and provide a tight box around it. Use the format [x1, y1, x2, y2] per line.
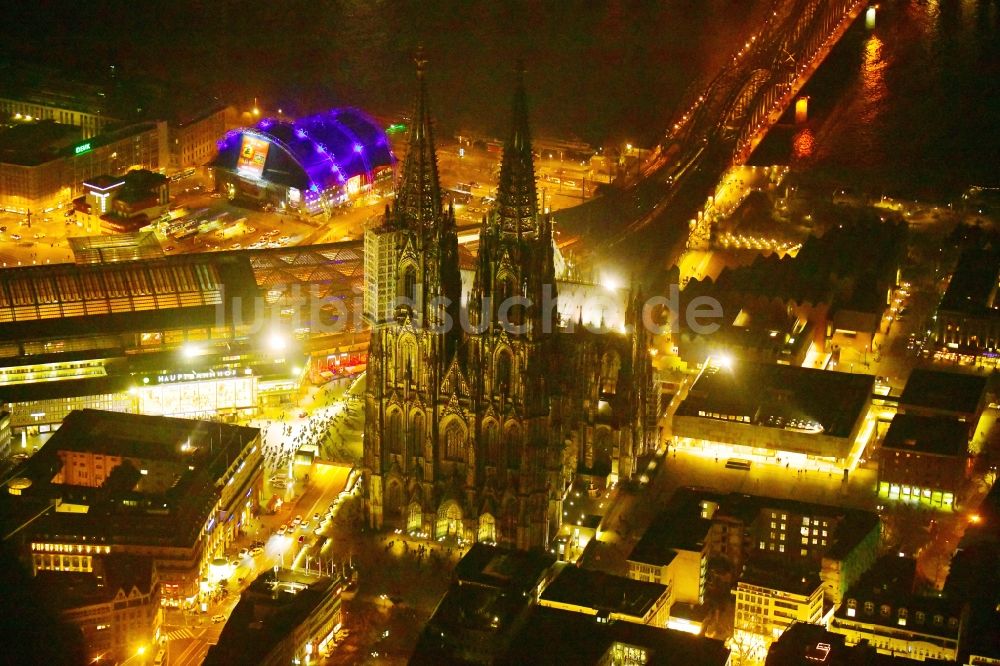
[237, 135, 270, 180]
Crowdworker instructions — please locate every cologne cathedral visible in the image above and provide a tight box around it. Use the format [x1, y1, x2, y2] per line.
[361, 58, 654, 550]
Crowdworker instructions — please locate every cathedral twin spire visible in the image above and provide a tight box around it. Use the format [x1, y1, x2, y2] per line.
[395, 54, 541, 239]
[494, 62, 541, 237]
[395, 49, 444, 232]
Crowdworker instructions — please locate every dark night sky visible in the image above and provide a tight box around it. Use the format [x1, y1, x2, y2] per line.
[0, 0, 768, 145]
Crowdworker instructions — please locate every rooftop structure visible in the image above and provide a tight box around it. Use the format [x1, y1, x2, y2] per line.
[205, 568, 343, 666]
[453, 542, 556, 592]
[628, 488, 881, 608]
[414, 544, 557, 663]
[938, 248, 999, 314]
[68, 231, 165, 264]
[0, 119, 82, 165]
[877, 414, 970, 509]
[677, 362, 873, 439]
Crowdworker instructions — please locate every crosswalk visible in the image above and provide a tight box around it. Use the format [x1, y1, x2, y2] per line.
[165, 627, 198, 642]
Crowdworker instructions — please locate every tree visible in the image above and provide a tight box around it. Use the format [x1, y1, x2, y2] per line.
[729, 616, 769, 666]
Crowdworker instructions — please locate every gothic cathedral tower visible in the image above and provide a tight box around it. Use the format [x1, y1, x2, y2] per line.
[362, 53, 462, 534]
[362, 57, 565, 550]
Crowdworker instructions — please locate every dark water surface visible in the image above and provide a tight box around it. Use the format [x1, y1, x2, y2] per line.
[756, 0, 1000, 199]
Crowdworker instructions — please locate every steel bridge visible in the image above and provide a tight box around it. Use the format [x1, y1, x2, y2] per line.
[554, 0, 867, 273]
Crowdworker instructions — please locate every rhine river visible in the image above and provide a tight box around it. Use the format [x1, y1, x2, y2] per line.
[756, 0, 999, 200]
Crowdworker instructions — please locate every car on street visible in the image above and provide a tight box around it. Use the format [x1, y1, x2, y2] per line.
[300, 520, 310, 530]
[212, 614, 226, 623]
[298, 535, 306, 544]
[292, 515, 302, 526]
[278, 525, 287, 535]
[238, 548, 248, 558]
[250, 546, 264, 556]
[313, 512, 321, 522]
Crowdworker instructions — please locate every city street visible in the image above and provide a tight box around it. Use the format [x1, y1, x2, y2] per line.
[160, 463, 354, 666]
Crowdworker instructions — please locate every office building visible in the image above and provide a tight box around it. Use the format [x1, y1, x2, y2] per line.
[877, 414, 970, 509]
[204, 568, 343, 666]
[734, 561, 824, 643]
[501, 606, 731, 666]
[2, 409, 262, 606]
[0, 119, 166, 213]
[627, 488, 880, 609]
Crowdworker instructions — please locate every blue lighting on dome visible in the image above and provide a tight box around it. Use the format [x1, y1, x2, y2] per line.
[215, 107, 396, 206]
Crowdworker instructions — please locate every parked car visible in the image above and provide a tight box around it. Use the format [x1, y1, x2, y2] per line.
[238, 548, 248, 558]
[292, 515, 302, 526]
[212, 614, 226, 623]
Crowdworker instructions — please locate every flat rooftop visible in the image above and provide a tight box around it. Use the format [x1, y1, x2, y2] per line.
[899, 368, 987, 416]
[540, 564, 667, 619]
[454, 543, 556, 592]
[503, 606, 730, 666]
[45, 408, 258, 465]
[0, 120, 81, 165]
[628, 505, 709, 567]
[205, 568, 339, 666]
[883, 414, 969, 457]
[675, 362, 875, 439]
[739, 559, 821, 597]
[629, 488, 880, 567]
[0, 409, 259, 549]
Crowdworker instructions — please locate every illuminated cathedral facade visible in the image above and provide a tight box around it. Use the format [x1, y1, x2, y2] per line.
[361, 58, 654, 550]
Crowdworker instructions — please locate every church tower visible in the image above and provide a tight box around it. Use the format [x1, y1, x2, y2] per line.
[360, 58, 652, 553]
[466, 63, 564, 550]
[362, 53, 462, 532]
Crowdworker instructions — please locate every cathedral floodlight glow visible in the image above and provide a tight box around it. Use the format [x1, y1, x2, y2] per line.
[361, 56, 655, 550]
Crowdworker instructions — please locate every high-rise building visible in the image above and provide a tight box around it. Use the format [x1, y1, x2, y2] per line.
[362, 58, 652, 550]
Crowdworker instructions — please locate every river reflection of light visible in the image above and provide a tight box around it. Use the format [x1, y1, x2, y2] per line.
[862, 35, 888, 115]
[792, 127, 815, 161]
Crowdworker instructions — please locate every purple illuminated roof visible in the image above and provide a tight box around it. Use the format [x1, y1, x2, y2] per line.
[213, 107, 395, 192]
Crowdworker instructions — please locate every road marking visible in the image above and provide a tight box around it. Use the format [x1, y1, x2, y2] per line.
[165, 627, 197, 641]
